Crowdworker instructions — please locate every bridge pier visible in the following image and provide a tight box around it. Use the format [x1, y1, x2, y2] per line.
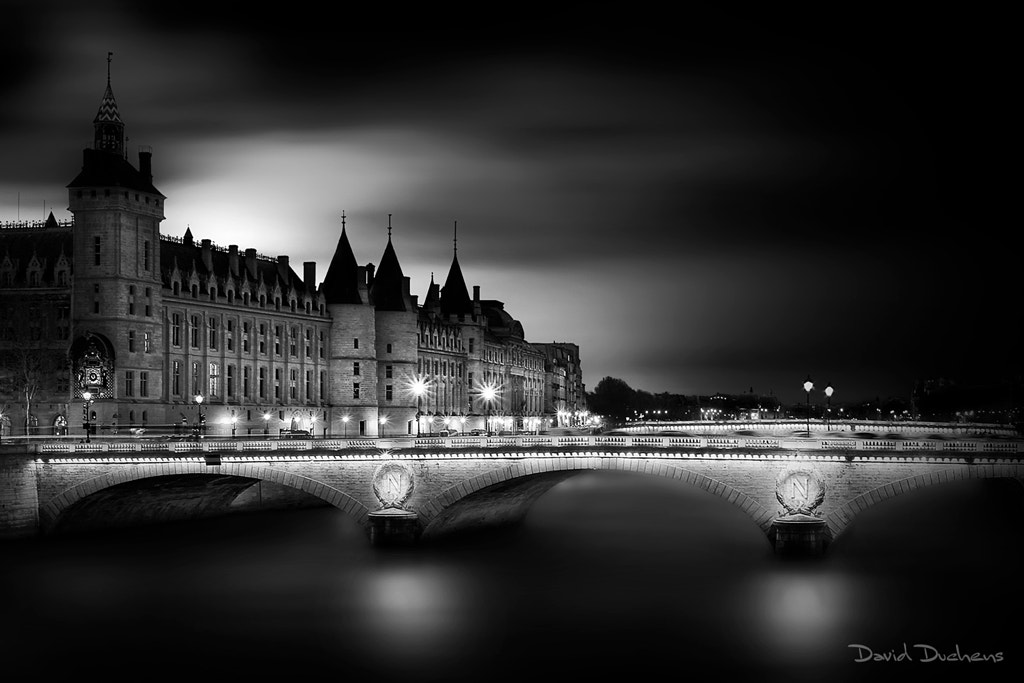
[770, 514, 831, 558]
[367, 509, 422, 546]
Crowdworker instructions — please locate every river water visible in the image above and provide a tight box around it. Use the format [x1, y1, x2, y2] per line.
[2, 472, 1022, 682]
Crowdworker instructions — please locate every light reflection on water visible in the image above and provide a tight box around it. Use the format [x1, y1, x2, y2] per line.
[1, 472, 1022, 682]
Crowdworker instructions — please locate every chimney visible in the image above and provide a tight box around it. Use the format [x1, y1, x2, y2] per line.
[138, 145, 153, 183]
[245, 248, 257, 278]
[200, 239, 213, 272]
[365, 262, 375, 287]
[473, 285, 480, 303]
[303, 261, 316, 289]
[277, 255, 290, 282]
[228, 245, 239, 277]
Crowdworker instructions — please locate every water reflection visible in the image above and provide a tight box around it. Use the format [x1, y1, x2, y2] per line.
[1, 471, 1021, 681]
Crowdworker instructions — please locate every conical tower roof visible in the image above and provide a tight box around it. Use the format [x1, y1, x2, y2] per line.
[370, 218, 408, 311]
[322, 215, 363, 305]
[422, 272, 440, 311]
[440, 222, 473, 317]
[93, 81, 122, 126]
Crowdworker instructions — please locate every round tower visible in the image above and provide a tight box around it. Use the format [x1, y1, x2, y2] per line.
[66, 55, 166, 433]
[322, 213, 378, 437]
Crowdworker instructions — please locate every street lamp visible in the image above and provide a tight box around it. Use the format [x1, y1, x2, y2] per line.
[378, 415, 388, 437]
[481, 383, 497, 434]
[82, 391, 94, 443]
[263, 411, 270, 435]
[231, 412, 237, 438]
[194, 394, 205, 438]
[824, 383, 834, 431]
[342, 414, 350, 438]
[410, 377, 427, 437]
[803, 375, 814, 436]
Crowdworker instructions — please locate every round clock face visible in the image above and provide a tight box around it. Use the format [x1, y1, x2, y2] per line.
[87, 370, 100, 384]
[372, 462, 414, 509]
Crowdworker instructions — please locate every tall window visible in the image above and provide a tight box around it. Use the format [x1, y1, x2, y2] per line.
[274, 326, 281, 355]
[353, 382, 360, 399]
[139, 371, 148, 398]
[124, 370, 134, 397]
[209, 317, 218, 350]
[190, 316, 200, 348]
[243, 366, 251, 398]
[289, 369, 297, 399]
[227, 365, 235, 397]
[290, 327, 297, 356]
[143, 332, 151, 353]
[172, 313, 182, 346]
[128, 330, 135, 352]
[305, 370, 312, 400]
[259, 367, 266, 399]
[94, 236, 101, 265]
[209, 362, 219, 396]
[274, 368, 281, 398]
[386, 384, 393, 401]
[143, 240, 150, 270]
[191, 362, 200, 395]
[172, 361, 181, 395]
[353, 362, 360, 376]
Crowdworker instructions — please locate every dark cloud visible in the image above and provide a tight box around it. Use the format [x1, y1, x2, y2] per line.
[3, 3, 1016, 405]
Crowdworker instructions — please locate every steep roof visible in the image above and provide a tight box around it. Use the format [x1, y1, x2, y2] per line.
[439, 250, 472, 317]
[159, 236, 311, 299]
[93, 81, 122, 126]
[321, 224, 363, 305]
[369, 235, 407, 311]
[0, 213, 73, 285]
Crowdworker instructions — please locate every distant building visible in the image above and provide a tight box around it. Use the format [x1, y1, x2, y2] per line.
[0, 70, 584, 438]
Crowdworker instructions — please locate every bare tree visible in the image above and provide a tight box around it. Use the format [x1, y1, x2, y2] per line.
[0, 305, 65, 436]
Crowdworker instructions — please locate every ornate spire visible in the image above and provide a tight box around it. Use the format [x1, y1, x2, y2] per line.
[93, 52, 124, 155]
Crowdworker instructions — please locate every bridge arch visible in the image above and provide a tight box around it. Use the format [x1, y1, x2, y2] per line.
[825, 465, 1024, 541]
[417, 457, 776, 541]
[39, 462, 370, 533]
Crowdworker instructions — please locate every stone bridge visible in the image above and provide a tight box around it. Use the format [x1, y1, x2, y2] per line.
[2, 430, 1022, 555]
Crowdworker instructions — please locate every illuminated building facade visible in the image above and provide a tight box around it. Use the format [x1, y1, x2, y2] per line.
[0, 72, 584, 438]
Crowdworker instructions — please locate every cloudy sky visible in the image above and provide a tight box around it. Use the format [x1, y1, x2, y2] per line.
[2, 3, 1016, 406]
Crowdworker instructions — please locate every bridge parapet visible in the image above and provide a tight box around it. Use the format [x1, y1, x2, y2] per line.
[13, 434, 1023, 458]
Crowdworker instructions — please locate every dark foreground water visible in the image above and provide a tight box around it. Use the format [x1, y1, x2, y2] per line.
[2, 473, 1022, 683]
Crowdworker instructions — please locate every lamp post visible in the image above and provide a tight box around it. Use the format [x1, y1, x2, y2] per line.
[481, 384, 497, 435]
[194, 394, 205, 438]
[342, 414, 350, 438]
[803, 375, 814, 436]
[824, 383, 834, 431]
[378, 415, 388, 437]
[230, 412, 237, 438]
[82, 391, 94, 443]
[262, 412, 270, 436]
[411, 378, 426, 437]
